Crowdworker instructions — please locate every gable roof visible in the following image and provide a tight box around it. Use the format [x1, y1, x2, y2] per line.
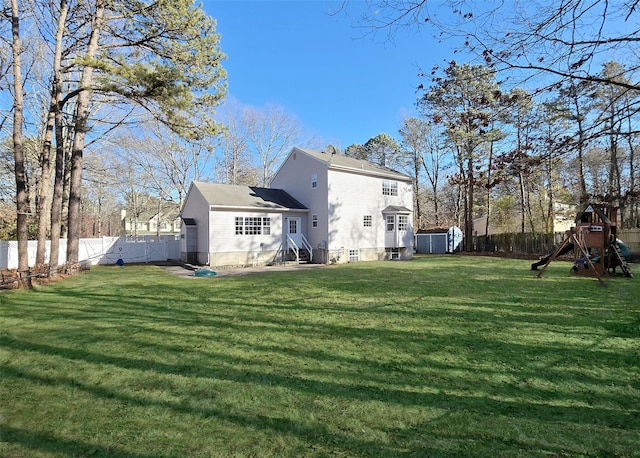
[191, 181, 308, 211]
[292, 147, 412, 181]
[382, 205, 412, 213]
[575, 203, 611, 225]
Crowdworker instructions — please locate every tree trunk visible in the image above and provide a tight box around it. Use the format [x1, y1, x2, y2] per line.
[61, 141, 71, 239]
[413, 155, 421, 230]
[49, 0, 69, 273]
[485, 145, 493, 242]
[50, 116, 65, 271]
[570, 86, 589, 205]
[464, 154, 474, 251]
[35, 108, 54, 266]
[546, 157, 555, 233]
[66, 1, 104, 267]
[518, 170, 527, 233]
[625, 102, 637, 228]
[11, 0, 31, 288]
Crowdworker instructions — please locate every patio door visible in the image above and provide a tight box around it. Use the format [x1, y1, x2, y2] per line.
[287, 217, 302, 247]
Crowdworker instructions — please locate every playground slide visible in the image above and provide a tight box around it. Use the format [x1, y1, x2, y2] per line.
[531, 243, 574, 270]
[591, 239, 632, 265]
[617, 239, 632, 260]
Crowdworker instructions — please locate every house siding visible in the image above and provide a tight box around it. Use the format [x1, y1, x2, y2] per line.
[270, 149, 329, 249]
[272, 147, 414, 263]
[327, 168, 414, 260]
[180, 184, 210, 264]
[208, 210, 284, 267]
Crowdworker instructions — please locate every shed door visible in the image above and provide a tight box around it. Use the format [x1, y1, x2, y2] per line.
[186, 226, 197, 252]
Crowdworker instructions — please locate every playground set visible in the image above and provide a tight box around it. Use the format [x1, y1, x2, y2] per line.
[531, 203, 633, 285]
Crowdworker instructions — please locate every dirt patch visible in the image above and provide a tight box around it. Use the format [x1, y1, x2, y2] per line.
[155, 262, 329, 278]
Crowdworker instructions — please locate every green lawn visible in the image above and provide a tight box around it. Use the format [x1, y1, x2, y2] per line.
[1, 255, 639, 457]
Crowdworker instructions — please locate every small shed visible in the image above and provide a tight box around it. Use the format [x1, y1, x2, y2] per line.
[415, 227, 462, 254]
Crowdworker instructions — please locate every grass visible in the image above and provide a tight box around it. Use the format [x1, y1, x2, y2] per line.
[1, 255, 639, 457]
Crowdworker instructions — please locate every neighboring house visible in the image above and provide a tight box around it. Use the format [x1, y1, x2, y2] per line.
[473, 202, 576, 236]
[180, 147, 415, 267]
[121, 209, 181, 237]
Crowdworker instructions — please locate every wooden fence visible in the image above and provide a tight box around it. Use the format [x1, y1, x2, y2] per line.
[472, 229, 640, 256]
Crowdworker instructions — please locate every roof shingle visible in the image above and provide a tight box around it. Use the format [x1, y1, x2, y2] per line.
[192, 182, 308, 210]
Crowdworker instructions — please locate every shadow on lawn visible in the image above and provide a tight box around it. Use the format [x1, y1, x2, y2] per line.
[2, 260, 639, 456]
[2, 353, 637, 457]
[2, 326, 638, 423]
[1, 425, 155, 458]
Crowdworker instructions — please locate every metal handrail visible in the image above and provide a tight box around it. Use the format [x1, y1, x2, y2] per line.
[300, 234, 313, 262]
[287, 234, 313, 263]
[287, 235, 300, 263]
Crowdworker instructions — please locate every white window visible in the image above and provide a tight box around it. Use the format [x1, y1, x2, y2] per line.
[235, 216, 271, 235]
[348, 249, 359, 262]
[312, 214, 318, 228]
[363, 215, 372, 227]
[398, 215, 408, 231]
[382, 180, 398, 196]
[244, 217, 262, 235]
[288, 218, 297, 234]
[386, 215, 395, 232]
[311, 174, 318, 188]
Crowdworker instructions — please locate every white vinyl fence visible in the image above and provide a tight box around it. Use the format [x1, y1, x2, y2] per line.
[0, 236, 181, 270]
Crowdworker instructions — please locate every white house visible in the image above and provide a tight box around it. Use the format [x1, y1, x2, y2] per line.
[180, 182, 308, 266]
[180, 147, 414, 267]
[121, 209, 181, 237]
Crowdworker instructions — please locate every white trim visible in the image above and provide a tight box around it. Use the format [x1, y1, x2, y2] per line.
[209, 205, 309, 213]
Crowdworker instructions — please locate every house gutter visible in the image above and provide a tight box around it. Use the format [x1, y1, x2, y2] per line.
[208, 205, 309, 212]
[327, 164, 412, 182]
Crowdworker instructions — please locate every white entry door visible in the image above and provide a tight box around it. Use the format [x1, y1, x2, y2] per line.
[385, 214, 398, 247]
[287, 217, 302, 247]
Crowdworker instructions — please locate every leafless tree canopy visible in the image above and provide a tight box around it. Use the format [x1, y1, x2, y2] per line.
[355, 0, 640, 91]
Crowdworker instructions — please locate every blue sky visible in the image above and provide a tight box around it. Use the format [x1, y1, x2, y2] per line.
[201, 1, 454, 149]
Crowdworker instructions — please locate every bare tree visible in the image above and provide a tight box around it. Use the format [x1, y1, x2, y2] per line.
[35, 0, 69, 266]
[65, 0, 105, 267]
[10, 0, 30, 285]
[355, 1, 640, 91]
[114, 120, 218, 210]
[244, 104, 302, 186]
[399, 117, 449, 228]
[217, 100, 259, 185]
[112, 159, 154, 238]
